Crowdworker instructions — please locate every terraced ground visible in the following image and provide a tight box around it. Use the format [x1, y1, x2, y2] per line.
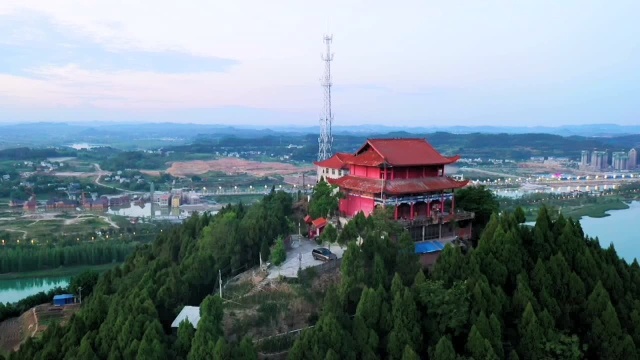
[0, 303, 80, 355]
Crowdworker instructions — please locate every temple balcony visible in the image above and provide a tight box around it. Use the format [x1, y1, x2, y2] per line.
[395, 210, 475, 227]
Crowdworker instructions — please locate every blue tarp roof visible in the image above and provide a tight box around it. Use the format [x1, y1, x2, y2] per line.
[414, 241, 445, 254]
[53, 294, 74, 300]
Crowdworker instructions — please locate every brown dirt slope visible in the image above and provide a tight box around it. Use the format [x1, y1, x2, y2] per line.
[167, 158, 314, 178]
[0, 303, 80, 354]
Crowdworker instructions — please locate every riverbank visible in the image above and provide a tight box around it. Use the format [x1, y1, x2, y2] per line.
[520, 197, 630, 222]
[0, 263, 119, 281]
[561, 199, 630, 220]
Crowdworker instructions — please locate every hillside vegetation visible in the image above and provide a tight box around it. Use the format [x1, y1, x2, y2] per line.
[6, 192, 640, 359]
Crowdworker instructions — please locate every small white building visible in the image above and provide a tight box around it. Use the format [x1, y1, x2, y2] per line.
[313, 153, 353, 182]
[171, 306, 201, 329]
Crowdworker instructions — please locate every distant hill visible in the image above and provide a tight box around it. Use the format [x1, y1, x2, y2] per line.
[1, 122, 639, 151]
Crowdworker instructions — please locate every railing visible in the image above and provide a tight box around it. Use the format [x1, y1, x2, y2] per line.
[396, 211, 475, 226]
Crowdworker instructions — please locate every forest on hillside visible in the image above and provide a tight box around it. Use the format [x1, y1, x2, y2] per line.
[5, 186, 640, 359]
[7, 190, 294, 360]
[183, 132, 640, 162]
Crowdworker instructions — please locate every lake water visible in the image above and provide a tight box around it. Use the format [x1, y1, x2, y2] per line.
[580, 201, 640, 263]
[67, 143, 105, 150]
[525, 201, 640, 263]
[0, 276, 70, 304]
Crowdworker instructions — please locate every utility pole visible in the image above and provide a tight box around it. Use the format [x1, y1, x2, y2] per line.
[78, 286, 83, 304]
[318, 34, 334, 161]
[218, 270, 222, 298]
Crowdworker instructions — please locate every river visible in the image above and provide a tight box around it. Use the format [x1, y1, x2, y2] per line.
[524, 201, 640, 263]
[0, 276, 70, 304]
[580, 201, 640, 263]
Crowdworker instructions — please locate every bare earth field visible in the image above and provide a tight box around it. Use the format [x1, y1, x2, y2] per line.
[0, 303, 79, 354]
[166, 158, 314, 178]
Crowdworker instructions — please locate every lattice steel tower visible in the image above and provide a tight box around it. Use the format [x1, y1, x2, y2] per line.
[318, 35, 334, 161]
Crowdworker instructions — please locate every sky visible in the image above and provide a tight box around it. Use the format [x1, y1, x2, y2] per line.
[0, 0, 639, 127]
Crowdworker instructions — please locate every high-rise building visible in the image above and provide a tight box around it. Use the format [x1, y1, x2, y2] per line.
[591, 150, 607, 170]
[580, 150, 590, 167]
[630, 148, 638, 170]
[612, 152, 628, 171]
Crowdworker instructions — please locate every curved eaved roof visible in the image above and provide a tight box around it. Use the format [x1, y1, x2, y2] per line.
[348, 138, 460, 167]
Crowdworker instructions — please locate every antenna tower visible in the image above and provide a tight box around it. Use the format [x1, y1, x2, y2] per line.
[318, 35, 334, 161]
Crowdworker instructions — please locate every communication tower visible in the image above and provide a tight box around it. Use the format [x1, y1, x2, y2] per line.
[318, 35, 334, 161]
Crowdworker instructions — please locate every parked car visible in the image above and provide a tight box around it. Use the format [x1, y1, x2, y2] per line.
[312, 247, 337, 262]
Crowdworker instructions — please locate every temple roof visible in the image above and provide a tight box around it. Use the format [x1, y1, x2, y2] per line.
[347, 138, 460, 167]
[328, 176, 469, 195]
[313, 152, 354, 169]
[311, 217, 328, 228]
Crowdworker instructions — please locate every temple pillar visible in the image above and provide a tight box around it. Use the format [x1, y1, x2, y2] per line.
[410, 202, 415, 220]
[394, 205, 398, 220]
[427, 199, 431, 217]
[451, 190, 455, 214]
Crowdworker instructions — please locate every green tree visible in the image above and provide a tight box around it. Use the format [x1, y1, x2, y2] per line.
[189, 295, 224, 360]
[309, 179, 340, 218]
[518, 303, 545, 360]
[466, 325, 498, 360]
[77, 337, 99, 360]
[174, 320, 195, 360]
[454, 185, 499, 242]
[401, 345, 420, 360]
[388, 288, 422, 360]
[270, 236, 287, 267]
[319, 223, 338, 248]
[340, 241, 366, 304]
[394, 232, 421, 286]
[234, 337, 258, 360]
[432, 336, 456, 360]
[514, 206, 526, 224]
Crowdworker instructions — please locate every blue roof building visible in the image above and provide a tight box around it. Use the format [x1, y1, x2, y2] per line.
[414, 241, 445, 254]
[53, 294, 75, 306]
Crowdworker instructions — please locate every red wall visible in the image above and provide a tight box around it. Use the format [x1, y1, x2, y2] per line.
[350, 165, 381, 179]
[342, 194, 374, 217]
[391, 166, 440, 179]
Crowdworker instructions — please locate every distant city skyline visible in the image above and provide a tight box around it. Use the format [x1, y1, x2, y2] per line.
[1, 1, 639, 126]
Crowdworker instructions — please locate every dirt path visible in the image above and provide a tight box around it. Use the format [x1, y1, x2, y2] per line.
[92, 163, 137, 194]
[2, 228, 27, 239]
[98, 216, 119, 229]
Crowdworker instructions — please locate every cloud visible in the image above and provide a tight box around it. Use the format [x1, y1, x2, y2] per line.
[0, 11, 239, 76]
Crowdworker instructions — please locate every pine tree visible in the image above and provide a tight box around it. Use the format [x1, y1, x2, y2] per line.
[174, 320, 195, 360]
[518, 303, 544, 360]
[319, 223, 338, 248]
[395, 232, 421, 285]
[234, 337, 258, 360]
[189, 296, 224, 360]
[401, 345, 420, 360]
[388, 288, 422, 360]
[340, 241, 365, 304]
[466, 325, 498, 360]
[432, 336, 456, 360]
[213, 338, 231, 359]
[77, 337, 99, 360]
[372, 254, 387, 289]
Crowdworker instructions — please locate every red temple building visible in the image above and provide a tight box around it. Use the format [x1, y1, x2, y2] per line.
[322, 138, 474, 246]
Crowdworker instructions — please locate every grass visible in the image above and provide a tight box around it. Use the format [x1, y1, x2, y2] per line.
[213, 194, 265, 204]
[562, 200, 630, 220]
[0, 263, 120, 280]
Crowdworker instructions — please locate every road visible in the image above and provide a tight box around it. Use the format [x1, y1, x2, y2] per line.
[92, 163, 139, 194]
[460, 167, 524, 179]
